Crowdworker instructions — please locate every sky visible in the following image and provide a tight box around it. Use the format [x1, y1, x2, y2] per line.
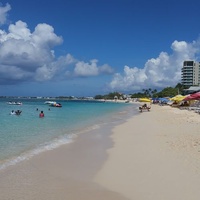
[1, 0, 200, 97]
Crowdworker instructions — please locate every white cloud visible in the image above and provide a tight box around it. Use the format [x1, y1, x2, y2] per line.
[110, 66, 146, 91]
[0, 17, 113, 84]
[0, 64, 32, 84]
[99, 64, 114, 74]
[0, 2, 113, 85]
[74, 59, 114, 77]
[35, 54, 76, 81]
[35, 64, 55, 81]
[0, 3, 11, 25]
[109, 39, 200, 92]
[32, 23, 63, 49]
[8, 20, 31, 40]
[0, 18, 63, 83]
[74, 59, 99, 77]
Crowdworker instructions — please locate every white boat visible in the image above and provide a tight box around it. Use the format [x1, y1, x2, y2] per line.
[7, 101, 22, 105]
[44, 101, 57, 105]
[49, 102, 62, 107]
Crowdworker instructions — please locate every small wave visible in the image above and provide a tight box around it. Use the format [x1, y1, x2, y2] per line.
[0, 124, 101, 171]
[0, 134, 75, 171]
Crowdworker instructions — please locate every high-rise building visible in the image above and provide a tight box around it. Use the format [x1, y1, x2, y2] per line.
[181, 61, 200, 87]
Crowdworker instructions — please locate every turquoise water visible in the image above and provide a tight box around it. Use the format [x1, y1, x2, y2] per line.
[0, 98, 138, 170]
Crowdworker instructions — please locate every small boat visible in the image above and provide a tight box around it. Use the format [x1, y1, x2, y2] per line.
[44, 101, 57, 105]
[50, 103, 62, 107]
[7, 101, 23, 105]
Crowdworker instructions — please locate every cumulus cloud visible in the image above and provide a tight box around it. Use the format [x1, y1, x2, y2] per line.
[99, 64, 114, 74]
[109, 39, 200, 92]
[0, 3, 113, 85]
[0, 17, 64, 84]
[0, 3, 11, 25]
[74, 59, 113, 77]
[74, 59, 99, 77]
[35, 54, 76, 81]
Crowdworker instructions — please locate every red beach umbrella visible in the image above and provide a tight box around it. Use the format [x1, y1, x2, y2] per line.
[183, 92, 200, 101]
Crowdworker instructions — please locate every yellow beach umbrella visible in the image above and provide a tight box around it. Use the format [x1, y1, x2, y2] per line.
[139, 98, 151, 102]
[170, 95, 187, 102]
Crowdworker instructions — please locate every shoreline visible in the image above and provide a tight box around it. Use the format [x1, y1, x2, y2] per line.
[0, 104, 134, 200]
[1, 104, 200, 199]
[0, 100, 136, 171]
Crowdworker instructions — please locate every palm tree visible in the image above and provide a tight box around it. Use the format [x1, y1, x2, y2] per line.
[151, 89, 157, 97]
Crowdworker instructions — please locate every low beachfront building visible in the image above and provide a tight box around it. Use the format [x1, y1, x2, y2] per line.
[183, 86, 200, 95]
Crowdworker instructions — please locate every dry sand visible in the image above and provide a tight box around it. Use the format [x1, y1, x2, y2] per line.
[1, 104, 200, 200]
[95, 105, 200, 200]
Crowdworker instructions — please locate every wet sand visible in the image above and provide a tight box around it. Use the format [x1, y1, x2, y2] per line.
[0, 117, 130, 200]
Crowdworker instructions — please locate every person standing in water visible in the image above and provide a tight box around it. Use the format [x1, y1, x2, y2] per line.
[39, 111, 44, 118]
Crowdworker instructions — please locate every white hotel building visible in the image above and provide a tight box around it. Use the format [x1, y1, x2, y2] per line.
[181, 61, 200, 87]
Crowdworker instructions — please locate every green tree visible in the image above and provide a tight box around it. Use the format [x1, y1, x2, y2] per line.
[175, 83, 186, 94]
[94, 95, 104, 99]
[156, 87, 177, 97]
[151, 89, 157, 97]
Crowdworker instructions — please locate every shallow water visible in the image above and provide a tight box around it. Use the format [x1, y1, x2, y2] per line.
[0, 98, 138, 170]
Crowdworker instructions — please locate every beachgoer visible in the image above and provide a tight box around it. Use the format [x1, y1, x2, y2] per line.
[10, 110, 16, 115]
[142, 103, 147, 108]
[39, 111, 44, 118]
[15, 110, 22, 115]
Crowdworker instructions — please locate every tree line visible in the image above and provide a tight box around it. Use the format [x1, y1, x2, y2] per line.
[94, 83, 187, 100]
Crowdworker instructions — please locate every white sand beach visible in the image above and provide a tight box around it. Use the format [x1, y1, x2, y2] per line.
[95, 105, 200, 200]
[1, 104, 200, 199]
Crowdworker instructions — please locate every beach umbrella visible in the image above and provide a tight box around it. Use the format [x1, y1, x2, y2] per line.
[183, 92, 200, 101]
[158, 97, 169, 103]
[139, 98, 151, 102]
[170, 95, 186, 102]
[170, 95, 182, 101]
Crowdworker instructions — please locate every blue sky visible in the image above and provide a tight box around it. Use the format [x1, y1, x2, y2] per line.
[0, 0, 200, 97]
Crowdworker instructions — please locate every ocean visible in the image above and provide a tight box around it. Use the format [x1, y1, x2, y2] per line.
[0, 98, 138, 170]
